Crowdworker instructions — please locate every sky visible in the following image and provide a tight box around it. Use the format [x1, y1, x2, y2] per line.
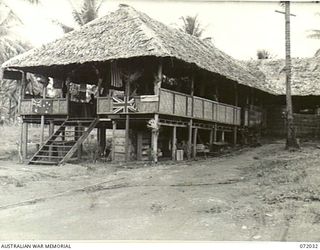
[4, 0, 320, 60]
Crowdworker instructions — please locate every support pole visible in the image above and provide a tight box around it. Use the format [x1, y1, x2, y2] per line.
[233, 126, 237, 146]
[192, 127, 198, 159]
[187, 120, 193, 159]
[187, 74, 194, 160]
[172, 126, 177, 160]
[124, 75, 131, 162]
[137, 131, 143, 161]
[21, 122, 28, 161]
[151, 58, 162, 163]
[40, 115, 45, 146]
[76, 122, 83, 161]
[49, 121, 54, 161]
[152, 114, 159, 163]
[213, 124, 217, 143]
[221, 131, 225, 143]
[98, 127, 106, 156]
[112, 120, 117, 161]
[40, 85, 46, 146]
[209, 127, 214, 145]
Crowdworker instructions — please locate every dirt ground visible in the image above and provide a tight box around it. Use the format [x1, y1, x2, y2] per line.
[0, 137, 320, 241]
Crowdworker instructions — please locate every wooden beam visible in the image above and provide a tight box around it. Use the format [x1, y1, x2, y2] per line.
[137, 131, 143, 161]
[187, 119, 193, 160]
[124, 78, 130, 162]
[98, 127, 106, 155]
[172, 126, 177, 160]
[192, 127, 198, 159]
[213, 124, 217, 143]
[22, 122, 28, 161]
[49, 121, 54, 161]
[158, 122, 187, 128]
[209, 127, 214, 145]
[233, 126, 237, 146]
[152, 114, 159, 163]
[40, 115, 45, 146]
[112, 120, 117, 161]
[77, 122, 83, 161]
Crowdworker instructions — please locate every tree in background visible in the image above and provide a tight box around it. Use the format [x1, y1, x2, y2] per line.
[180, 15, 204, 37]
[53, 0, 106, 33]
[256, 49, 274, 59]
[0, 0, 39, 123]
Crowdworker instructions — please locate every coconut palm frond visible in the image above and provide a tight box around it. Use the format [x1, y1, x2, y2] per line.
[308, 29, 320, 39]
[180, 14, 204, 38]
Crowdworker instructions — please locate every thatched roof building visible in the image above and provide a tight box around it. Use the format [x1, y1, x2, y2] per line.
[246, 58, 320, 96]
[2, 4, 275, 95]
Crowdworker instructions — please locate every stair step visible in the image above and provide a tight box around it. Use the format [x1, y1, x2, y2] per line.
[29, 160, 59, 165]
[47, 140, 77, 143]
[39, 149, 70, 153]
[34, 155, 64, 159]
[43, 145, 74, 148]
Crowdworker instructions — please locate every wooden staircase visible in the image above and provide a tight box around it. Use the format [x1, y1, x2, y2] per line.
[28, 118, 99, 165]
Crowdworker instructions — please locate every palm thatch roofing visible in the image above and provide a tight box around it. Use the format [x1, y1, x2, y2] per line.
[2, 4, 275, 94]
[245, 58, 320, 96]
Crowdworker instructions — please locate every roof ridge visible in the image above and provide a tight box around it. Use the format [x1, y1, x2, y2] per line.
[121, 5, 170, 56]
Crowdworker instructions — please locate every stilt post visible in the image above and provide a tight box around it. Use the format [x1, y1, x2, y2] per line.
[172, 126, 177, 160]
[21, 121, 28, 161]
[192, 127, 198, 159]
[112, 120, 117, 161]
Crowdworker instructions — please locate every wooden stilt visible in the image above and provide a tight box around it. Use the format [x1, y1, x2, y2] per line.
[76, 122, 83, 161]
[98, 127, 106, 155]
[209, 127, 214, 145]
[192, 128, 198, 158]
[233, 126, 237, 145]
[187, 119, 193, 159]
[112, 120, 117, 161]
[22, 122, 28, 161]
[152, 114, 159, 163]
[213, 124, 217, 143]
[221, 131, 225, 143]
[172, 126, 177, 160]
[40, 115, 45, 145]
[188, 72, 195, 160]
[49, 121, 54, 161]
[137, 131, 143, 161]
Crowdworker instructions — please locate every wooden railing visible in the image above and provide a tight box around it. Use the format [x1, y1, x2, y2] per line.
[158, 88, 241, 125]
[20, 98, 68, 115]
[97, 88, 241, 126]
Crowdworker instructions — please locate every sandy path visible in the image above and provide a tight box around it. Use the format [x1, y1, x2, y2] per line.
[0, 142, 319, 241]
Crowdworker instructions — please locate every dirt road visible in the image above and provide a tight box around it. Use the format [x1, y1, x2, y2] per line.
[0, 141, 320, 241]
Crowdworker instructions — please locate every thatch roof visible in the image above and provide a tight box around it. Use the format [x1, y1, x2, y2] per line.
[245, 58, 320, 96]
[2, 4, 275, 94]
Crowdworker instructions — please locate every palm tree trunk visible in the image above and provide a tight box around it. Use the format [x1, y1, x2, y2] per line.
[285, 1, 299, 149]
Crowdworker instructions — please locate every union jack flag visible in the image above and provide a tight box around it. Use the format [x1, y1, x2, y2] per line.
[112, 96, 137, 113]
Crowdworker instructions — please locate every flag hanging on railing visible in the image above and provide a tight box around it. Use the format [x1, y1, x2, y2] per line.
[32, 99, 53, 114]
[111, 61, 123, 88]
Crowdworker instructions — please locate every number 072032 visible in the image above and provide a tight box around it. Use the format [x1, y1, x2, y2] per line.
[300, 244, 318, 248]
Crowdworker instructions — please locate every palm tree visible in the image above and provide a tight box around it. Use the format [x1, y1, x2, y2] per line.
[180, 15, 205, 38]
[0, 0, 39, 122]
[308, 12, 320, 39]
[53, 0, 105, 33]
[256, 49, 274, 59]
